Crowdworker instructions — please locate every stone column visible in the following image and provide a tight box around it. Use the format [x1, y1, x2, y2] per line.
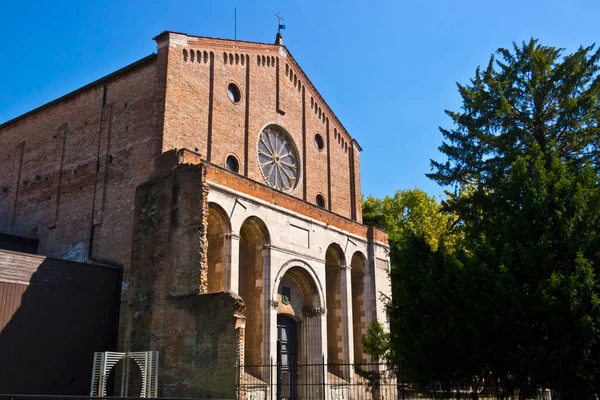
[223, 232, 233, 292]
[268, 299, 279, 400]
[262, 244, 272, 366]
[339, 264, 355, 378]
[363, 272, 376, 328]
[302, 305, 326, 363]
[229, 234, 240, 294]
[302, 305, 326, 399]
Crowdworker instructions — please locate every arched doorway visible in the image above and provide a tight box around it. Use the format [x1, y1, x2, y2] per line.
[207, 203, 231, 292]
[238, 216, 270, 372]
[277, 314, 298, 400]
[274, 265, 324, 399]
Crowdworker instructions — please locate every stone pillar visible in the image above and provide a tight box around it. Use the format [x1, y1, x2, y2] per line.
[268, 300, 279, 400]
[363, 272, 375, 328]
[223, 232, 233, 292]
[302, 305, 326, 364]
[262, 244, 272, 365]
[235, 311, 247, 375]
[301, 305, 326, 399]
[229, 233, 240, 294]
[339, 264, 355, 377]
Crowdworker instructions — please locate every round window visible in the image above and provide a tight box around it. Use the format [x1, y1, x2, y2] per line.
[257, 125, 300, 193]
[227, 83, 241, 103]
[226, 155, 240, 173]
[316, 194, 326, 208]
[314, 133, 324, 150]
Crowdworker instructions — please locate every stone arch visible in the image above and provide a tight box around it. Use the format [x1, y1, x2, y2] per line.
[238, 216, 270, 369]
[276, 267, 322, 316]
[207, 202, 231, 293]
[351, 251, 368, 363]
[325, 243, 347, 373]
[275, 264, 325, 396]
[272, 259, 325, 311]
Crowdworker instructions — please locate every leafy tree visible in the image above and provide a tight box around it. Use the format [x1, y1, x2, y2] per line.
[427, 39, 600, 397]
[362, 190, 483, 385]
[363, 40, 600, 398]
[363, 189, 459, 252]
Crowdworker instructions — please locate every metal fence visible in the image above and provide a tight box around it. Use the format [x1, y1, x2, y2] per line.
[237, 361, 557, 400]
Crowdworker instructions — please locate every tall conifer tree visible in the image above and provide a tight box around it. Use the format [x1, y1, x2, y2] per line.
[428, 39, 600, 397]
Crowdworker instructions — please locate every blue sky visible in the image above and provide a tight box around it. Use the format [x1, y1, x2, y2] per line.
[1, 0, 598, 198]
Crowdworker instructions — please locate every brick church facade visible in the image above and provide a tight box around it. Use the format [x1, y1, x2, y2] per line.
[0, 31, 391, 398]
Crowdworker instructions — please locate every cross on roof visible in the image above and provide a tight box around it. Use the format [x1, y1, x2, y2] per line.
[275, 12, 286, 32]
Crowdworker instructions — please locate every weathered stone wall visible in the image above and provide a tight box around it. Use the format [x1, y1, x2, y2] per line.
[128, 161, 244, 398]
[160, 292, 244, 398]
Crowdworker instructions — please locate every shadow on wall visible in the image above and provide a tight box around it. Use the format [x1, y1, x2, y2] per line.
[0, 250, 121, 395]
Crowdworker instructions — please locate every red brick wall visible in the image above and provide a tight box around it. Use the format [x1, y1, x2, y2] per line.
[352, 141, 363, 223]
[0, 32, 382, 261]
[158, 33, 362, 221]
[128, 163, 242, 398]
[0, 57, 161, 269]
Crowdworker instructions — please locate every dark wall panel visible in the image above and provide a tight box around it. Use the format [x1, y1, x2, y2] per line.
[0, 250, 121, 395]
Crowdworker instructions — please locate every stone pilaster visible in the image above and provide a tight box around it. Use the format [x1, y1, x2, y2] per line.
[339, 263, 355, 375]
[262, 244, 272, 366]
[229, 233, 240, 294]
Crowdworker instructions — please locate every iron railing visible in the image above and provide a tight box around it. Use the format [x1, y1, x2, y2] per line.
[239, 361, 395, 400]
[237, 361, 557, 400]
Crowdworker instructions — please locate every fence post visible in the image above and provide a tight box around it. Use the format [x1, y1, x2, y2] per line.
[322, 355, 326, 400]
[401, 357, 405, 400]
[237, 360, 241, 400]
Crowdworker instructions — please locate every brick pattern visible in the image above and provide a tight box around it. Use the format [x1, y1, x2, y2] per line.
[127, 163, 246, 397]
[238, 218, 268, 367]
[157, 33, 361, 220]
[0, 34, 387, 270]
[0, 59, 160, 268]
[207, 204, 229, 293]
[351, 252, 368, 363]
[0, 32, 391, 398]
[325, 245, 345, 366]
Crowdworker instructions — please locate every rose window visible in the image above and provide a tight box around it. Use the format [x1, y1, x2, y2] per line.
[257, 125, 300, 192]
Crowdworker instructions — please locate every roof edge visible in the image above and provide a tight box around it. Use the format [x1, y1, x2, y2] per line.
[1, 53, 157, 130]
[281, 46, 362, 151]
[153, 30, 279, 48]
[151, 31, 362, 149]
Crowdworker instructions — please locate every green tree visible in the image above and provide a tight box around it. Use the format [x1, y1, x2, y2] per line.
[427, 39, 600, 397]
[362, 190, 487, 386]
[363, 189, 459, 252]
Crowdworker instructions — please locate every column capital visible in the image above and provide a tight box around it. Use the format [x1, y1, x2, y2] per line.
[303, 305, 326, 317]
[340, 265, 351, 271]
[268, 300, 279, 309]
